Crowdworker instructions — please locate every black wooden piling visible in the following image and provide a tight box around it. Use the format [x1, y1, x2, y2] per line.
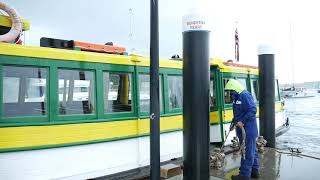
[150, 0, 160, 179]
[182, 14, 210, 180]
[258, 45, 276, 148]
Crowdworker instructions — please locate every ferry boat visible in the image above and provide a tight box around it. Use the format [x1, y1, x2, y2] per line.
[0, 10, 289, 180]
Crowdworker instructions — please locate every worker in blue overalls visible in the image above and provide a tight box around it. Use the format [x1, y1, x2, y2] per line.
[225, 79, 259, 180]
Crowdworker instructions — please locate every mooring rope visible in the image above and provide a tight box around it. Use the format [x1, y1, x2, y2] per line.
[270, 148, 320, 161]
[240, 126, 246, 160]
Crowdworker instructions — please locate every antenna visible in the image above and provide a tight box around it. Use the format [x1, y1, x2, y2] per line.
[128, 8, 136, 54]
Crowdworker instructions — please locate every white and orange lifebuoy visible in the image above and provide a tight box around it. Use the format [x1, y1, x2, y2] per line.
[0, 2, 22, 43]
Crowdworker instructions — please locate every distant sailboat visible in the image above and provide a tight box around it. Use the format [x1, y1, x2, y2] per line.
[282, 23, 314, 98]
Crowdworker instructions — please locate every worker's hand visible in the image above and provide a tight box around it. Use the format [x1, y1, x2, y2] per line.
[236, 121, 244, 128]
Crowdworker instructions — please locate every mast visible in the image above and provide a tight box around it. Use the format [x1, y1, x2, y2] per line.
[289, 22, 295, 88]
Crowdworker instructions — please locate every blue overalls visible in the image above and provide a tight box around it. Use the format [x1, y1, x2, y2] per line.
[231, 90, 259, 177]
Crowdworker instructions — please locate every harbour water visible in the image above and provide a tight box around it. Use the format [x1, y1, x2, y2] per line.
[276, 94, 320, 157]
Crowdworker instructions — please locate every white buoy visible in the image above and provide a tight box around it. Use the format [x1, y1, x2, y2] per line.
[0, 2, 23, 43]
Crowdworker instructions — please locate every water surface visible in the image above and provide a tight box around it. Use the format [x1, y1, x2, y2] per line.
[276, 95, 320, 157]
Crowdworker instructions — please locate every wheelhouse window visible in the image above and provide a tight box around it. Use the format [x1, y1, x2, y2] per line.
[224, 78, 233, 104]
[58, 69, 95, 115]
[104, 72, 132, 113]
[223, 78, 247, 104]
[237, 78, 248, 90]
[275, 80, 280, 101]
[251, 79, 259, 103]
[139, 74, 163, 112]
[3, 66, 47, 117]
[168, 75, 182, 110]
[210, 78, 217, 109]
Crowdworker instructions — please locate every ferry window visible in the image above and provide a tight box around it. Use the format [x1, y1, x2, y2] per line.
[251, 79, 259, 103]
[237, 78, 248, 90]
[104, 72, 132, 112]
[168, 75, 183, 110]
[275, 80, 280, 101]
[139, 74, 163, 112]
[58, 69, 95, 115]
[210, 78, 216, 109]
[3, 66, 47, 117]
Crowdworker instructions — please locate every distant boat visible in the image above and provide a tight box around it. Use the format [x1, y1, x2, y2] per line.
[281, 23, 316, 99]
[282, 87, 315, 98]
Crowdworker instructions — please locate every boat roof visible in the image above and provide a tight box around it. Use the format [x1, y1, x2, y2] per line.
[0, 42, 258, 75]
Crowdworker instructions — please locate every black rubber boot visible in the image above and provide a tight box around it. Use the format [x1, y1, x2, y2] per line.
[231, 174, 250, 180]
[251, 169, 260, 178]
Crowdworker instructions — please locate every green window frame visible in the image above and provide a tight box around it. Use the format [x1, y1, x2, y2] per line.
[0, 64, 49, 123]
[222, 73, 249, 108]
[138, 73, 164, 117]
[275, 79, 280, 101]
[101, 66, 137, 120]
[210, 73, 218, 111]
[55, 68, 97, 121]
[57, 68, 96, 116]
[166, 74, 183, 113]
[250, 78, 259, 103]
[237, 78, 248, 90]
[0, 55, 140, 126]
[136, 66, 167, 118]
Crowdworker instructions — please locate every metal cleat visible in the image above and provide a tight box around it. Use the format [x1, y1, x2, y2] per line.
[289, 147, 303, 154]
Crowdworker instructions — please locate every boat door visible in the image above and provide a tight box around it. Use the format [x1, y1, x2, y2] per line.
[209, 66, 225, 143]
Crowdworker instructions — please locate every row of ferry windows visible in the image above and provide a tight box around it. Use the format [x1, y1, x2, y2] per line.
[223, 78, 260, 104]
[208, 78, 260, 107]
[2, 66, 183, 117]
[223, 78, 280, 104]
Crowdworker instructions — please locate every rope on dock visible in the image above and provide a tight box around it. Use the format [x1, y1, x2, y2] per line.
[270, 148, 320, 161]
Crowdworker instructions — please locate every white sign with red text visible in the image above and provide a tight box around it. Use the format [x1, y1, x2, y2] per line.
[183, 12, 209, 32]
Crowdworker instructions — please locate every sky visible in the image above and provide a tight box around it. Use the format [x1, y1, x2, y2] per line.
[3, 0, 320, 84]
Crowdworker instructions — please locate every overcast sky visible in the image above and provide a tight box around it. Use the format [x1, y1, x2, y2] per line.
[3, 0, 320, 84]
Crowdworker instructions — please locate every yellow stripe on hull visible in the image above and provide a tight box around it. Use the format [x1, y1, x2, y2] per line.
[0, 116, 183, 150]
[0, 102, 284, 151]
[210, 111, 220, 124]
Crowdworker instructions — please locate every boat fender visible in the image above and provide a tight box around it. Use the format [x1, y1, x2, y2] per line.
[0, 2, 22, 43]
